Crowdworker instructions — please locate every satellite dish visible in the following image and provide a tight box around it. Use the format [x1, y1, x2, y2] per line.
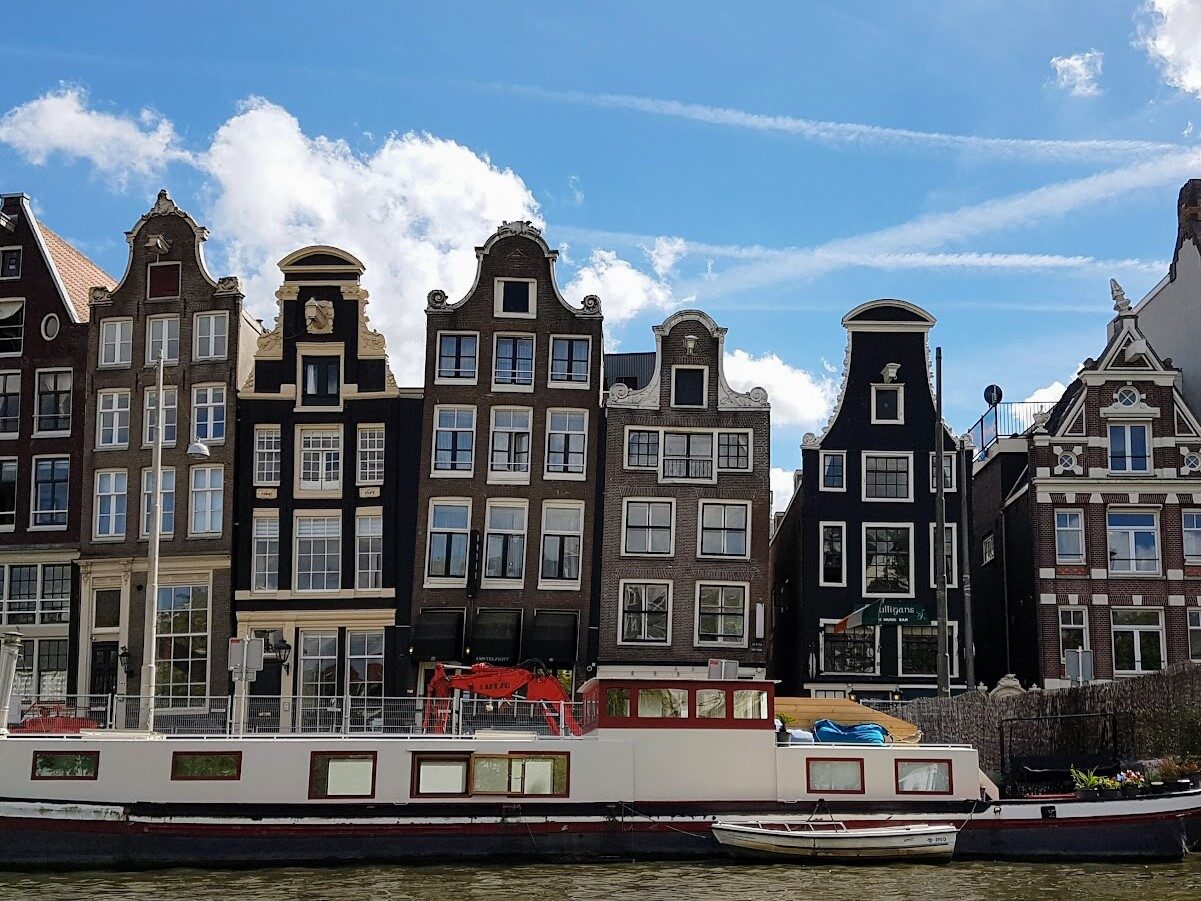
[984, 384, 1003, 407]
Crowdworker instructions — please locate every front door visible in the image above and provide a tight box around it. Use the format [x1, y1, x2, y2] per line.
[246, 630, 284, 732]
[89, 642, 119, 696]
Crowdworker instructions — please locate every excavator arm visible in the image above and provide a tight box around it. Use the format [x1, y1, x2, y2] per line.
[424, 662, 580, 735]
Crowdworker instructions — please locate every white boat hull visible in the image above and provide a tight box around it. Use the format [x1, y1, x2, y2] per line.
[712, 822, 957, 862]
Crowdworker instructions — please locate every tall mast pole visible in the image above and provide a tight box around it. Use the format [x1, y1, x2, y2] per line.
[934, 347, 950, 698]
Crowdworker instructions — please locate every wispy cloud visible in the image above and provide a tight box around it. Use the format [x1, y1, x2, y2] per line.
[504, 85, 1178, 162]
[1050, 50, 1104, 97]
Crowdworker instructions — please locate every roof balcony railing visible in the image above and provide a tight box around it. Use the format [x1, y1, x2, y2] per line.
[967, 401, 1058, 461]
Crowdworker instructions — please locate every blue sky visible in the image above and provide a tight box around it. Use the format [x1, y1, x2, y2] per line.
[4, 1, 1201, 507]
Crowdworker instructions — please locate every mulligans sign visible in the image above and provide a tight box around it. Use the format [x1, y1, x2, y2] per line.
[833, 600, 931, 633]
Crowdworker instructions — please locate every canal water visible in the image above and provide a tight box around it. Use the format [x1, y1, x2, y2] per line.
[2, 860, 1201, 900]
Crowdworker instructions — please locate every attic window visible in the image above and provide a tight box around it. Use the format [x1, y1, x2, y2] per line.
[0, 248, 20, 280]
[871, 385, 903, 424]
[147, 262, 181, 300]
[1116, 387, 1139, 407]
[672, 366, 707, 408]
[495, 279, 535, 317]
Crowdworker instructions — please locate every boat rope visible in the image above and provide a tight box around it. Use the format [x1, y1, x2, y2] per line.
[617, 802, 711, 840]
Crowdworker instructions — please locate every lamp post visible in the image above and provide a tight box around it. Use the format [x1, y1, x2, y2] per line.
[141, 351, 210, 732]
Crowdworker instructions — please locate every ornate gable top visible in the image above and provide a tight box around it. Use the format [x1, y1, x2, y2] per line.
[475, 220, 557, 261]
[841, 298, 935, 330]
[124, 188, 209, 245]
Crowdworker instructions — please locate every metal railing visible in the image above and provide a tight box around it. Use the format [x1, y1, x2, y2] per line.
[662, 457, 713, 479]
[967, 401, 1058, 461]
[8, 693, 585, 738]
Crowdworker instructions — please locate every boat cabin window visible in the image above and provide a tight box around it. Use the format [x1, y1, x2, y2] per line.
[895, 759, 953, 794]
[171, 751, 241, 781]
[309, 751, 376, 799]
[806, 758, 864, 795]
[697, 688, 727, 718]
[733, 689, 769, 719]
[637, 688, 688, 718]
[31, 750, 99, 781]
[605, 687, 631, 717]
[412, 754, 470, 797]
[472, 754, 568, 797]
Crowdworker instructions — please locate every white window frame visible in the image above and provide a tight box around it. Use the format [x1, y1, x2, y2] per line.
[617, 580, 673, 646]
[95, 389, 131, 449]
[32, 368, 72, 438]
[818, 521, 847, 587]
[1059, 607, 1089, 663]
[191, 384, 226, 445]
[897, 621, 959, 678]
[92, 469, 128, 540]
[624, 426, 660, 471]
[544, 408, 588, 481]
[493, 277, 537, 319]
[660, 429, 717, 485]
[1054, 509, 1085, 565]
[547, 334, 592, 389]
[0, 246, 21, 281]
[357, 424, 385, 486]
[0, 298, 23, 358]
[487, 406, 533, 485]
[1107, 422, 1151, 474]
[142, 385, 178, 449]
[296, 426, 343, 495]
[670, 364, 708, 409]
[98, 318, 133, 368]
[431, 404, 476, 478]
[696, 499, 752, 560]
[146, 261, 181, 301]
[1183, 510, 1201, 564]
[188, 465, 224, 537]
[491, 333, 536, 392]
[253, 425, 281, 487]
[481, 498, 528, 588]
[621, 497, 676, 557]
[860, 451, 914, 503]
[694, 582, 750, 649]
[819, 617, 880, 676]
[140, 466, 175, 539]
[0, 369, 20, 436]
[819, 450, 846, 492]
[356, 512, 384, 590]
[0, 456, 15, 533]
[434, 330, 480, 385]
[145, 314, 180, 366]
[1189, 610, 1201, 663]
[29, 455, 69, 531]
[1110, 606, 1165, 676]
[294, 514, 342, 593]
[861, 522, 915, 599]
[538, 500, 584, 590]
[424, 497, 472, 588]
[928, 522, 959, 588]
[870, 383, 904, 424]
[928, 451, 957, 492]
[716, 430, 753, 472]
[251, 512, 279, 594]
[982, 532, 996, 564]
[193, 311, 229, 362]
[1106, 508, 1160, 575]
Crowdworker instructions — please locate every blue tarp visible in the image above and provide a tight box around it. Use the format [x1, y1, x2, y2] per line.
[812, 719, 888, 745]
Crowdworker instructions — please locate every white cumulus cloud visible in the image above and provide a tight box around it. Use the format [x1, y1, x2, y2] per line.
[1024, 380, 1068, 403]
[1050, 50, 1104, 97]
[564, 247, 681, 326]
[771, 467, 798, 514]
[644, 236, 688, 278]
[1139, 0, 1201, 99]
[0, 87, 191, 185]
[722, 349, 835, 430]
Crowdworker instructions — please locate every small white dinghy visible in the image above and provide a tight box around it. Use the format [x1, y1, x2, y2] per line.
[712, 820, 957, 862]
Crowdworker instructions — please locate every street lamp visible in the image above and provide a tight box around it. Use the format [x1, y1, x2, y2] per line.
[143, 349, 211, 731]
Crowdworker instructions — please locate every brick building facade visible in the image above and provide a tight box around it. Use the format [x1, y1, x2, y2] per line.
[406, 221, 603, 692]
[598, 310, 772, 678]
[76, 191, 259, 710]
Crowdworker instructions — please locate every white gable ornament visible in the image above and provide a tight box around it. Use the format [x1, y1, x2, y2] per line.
[304, 298, 334, 334]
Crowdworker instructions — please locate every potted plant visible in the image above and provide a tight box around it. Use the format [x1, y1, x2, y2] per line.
[1179, 759, 1201, 790]
[1118, 770, 1144, 798]
[1071, 766, 1103, 801]
[1159, 759, 1182, 792]
[1098, 777, 1122, 801]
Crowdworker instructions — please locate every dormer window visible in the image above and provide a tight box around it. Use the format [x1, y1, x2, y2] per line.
[871, 385, 903, 424]
[1108, 423, 1149, 473]
[147, 262, 181, 301]
[0, 247, 20, 280]
[302, 356, 340, 406]
[1116, 386, 1139, 407]
[671, 366, 707, 408]
[494, 278, 535, 318]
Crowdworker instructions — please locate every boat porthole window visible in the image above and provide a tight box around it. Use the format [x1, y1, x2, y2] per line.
[41, 313, 60, 341]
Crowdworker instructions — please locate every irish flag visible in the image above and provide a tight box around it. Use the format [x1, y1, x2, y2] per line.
[833, 600, 930, 633]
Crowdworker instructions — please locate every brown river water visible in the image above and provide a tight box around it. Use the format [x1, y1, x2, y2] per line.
[2, 860, 1201, 901]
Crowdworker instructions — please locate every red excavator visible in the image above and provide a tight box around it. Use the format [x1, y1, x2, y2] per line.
[424, 660, 581, 736]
